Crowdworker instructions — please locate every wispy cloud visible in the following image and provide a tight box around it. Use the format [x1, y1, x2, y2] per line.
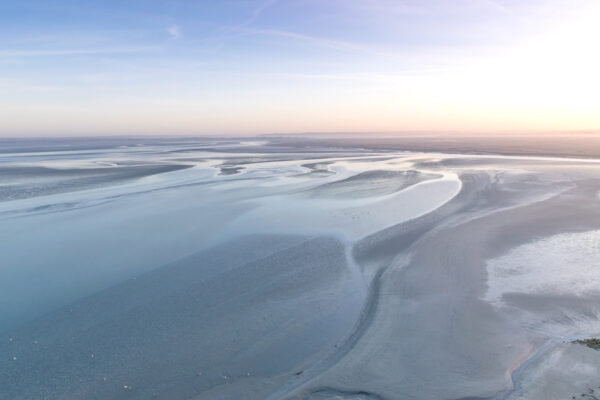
[166, 25, 181, 40]
[340, 0, 426, 17]
[242, 28, 402, 60]
[221, 0, 279, 33]
[0, 47, 158, 58]
[245, 28, 356, 50]
[244, 0, 278, 27]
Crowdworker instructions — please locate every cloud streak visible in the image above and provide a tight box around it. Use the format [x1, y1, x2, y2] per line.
[0, 47, 158, 58]
[221, 0, 279, 33]
[242, 28, 404, 60]
[244, 0, 278, 26]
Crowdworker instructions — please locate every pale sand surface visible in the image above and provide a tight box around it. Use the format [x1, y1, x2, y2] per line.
[304, 170, 441, 199]
[3, 136, 600, 399]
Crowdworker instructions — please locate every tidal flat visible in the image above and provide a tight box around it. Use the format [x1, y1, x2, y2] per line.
[2, 136, 600, 399]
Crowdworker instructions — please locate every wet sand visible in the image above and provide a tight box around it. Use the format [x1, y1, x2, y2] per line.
[0, 164, 192, 201]
[2, 136, 600, 399]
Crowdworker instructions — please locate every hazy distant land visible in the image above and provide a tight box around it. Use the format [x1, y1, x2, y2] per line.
[273, 132, 600, 159]
[2, 135, 600, 400]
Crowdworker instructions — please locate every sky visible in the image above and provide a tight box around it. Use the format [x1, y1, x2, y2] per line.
[1, 0, 599, 136]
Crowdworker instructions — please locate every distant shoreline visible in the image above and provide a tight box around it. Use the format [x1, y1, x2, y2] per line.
[272, 134, 600, 160]
[4, 134, 600, 160]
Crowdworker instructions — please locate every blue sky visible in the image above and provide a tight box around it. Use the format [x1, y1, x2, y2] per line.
[1, 0, 599, 135]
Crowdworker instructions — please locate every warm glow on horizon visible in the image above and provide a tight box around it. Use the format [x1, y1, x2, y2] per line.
[1, 0, 599, 136]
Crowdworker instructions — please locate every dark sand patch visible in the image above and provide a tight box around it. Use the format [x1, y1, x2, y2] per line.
[0, 164, 191, 201]
[573, 338, 600, 350]
[219, 166, 245, 175]
[297, 161, 335, 177]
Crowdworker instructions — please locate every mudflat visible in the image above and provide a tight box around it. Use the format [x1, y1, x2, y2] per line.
[2, 136, 600, 400]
